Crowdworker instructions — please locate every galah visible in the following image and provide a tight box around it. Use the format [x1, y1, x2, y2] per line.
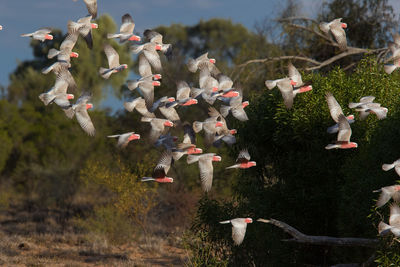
[325, 114, 357, 150]
[187, 153, 221, 192]
[141, 152, 174, 183]
[107, 14, 141, 43]
[99, 44, 128, 79]
[21, 28, 53, 42]
[226, 149, 256, 169]
[325, 92, 354, 134]
[219, 218, 253, 245]
[108, 132, 140, 148]
[319, 18, 348, 50]
[373, 185, 400, 208]
[67, 15, 98, 49]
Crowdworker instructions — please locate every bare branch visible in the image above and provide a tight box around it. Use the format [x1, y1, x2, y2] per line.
[236, 56, 321, 69]
[257, 218, 378, 248]
[283, 22, 334, 45]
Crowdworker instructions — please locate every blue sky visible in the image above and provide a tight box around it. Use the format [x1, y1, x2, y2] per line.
[0, 0, 399, 110]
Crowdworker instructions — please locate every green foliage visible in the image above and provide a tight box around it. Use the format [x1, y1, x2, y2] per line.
[189, 57, 400, 265]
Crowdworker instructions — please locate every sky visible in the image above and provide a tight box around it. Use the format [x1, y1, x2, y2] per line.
[0, 0, 399, 110]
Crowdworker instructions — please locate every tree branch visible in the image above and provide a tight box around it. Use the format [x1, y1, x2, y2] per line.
[257, 218, 378, 248]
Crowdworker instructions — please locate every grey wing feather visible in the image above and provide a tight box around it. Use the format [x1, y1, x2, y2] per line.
[337, 114, 351, 142]
[325, 92, 343, 123]
[198, 156, 214, 192]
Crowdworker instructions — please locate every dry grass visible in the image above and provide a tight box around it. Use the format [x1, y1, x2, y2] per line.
[0, 206, 187, 266]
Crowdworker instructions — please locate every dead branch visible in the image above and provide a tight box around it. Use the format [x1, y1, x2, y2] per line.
[257, 218, 378, 248]
[231, 17, 389, 76]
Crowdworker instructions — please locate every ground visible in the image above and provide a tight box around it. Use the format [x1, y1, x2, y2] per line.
[0, 206, 188, 266]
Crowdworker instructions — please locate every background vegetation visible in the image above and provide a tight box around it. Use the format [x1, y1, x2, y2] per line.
[0, 0, 400, 265]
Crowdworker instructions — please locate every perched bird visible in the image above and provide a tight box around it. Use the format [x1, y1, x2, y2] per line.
[187, 153, 221, 192]
[220, 88, 249, 121]
[265, 77, 311, 109]
[141, 152, 174, 183]
[382, 159, 400, 176]
[68, 15, 98, 49]
[72, 0, 98, 19]
[226, 149, 256, 169]
[373, 185, 400, 208]
[47, 32, 79, 63]
[108, 132, 140, 148]
[378, 204, 400, 237]
[219, 218, 253, 245]
[325, 92, 354, 134]
[319, 18, 348, 50]
[71, 93, 96, 136]
[124, 97, 155, 118]
[107, 14, 141, 43]
[99, 44, 128, 79]
[21, 28, 53, 42]
[325, 114, 357, 149]
[141, 117, 174, 143]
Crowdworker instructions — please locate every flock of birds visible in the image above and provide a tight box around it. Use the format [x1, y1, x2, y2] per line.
[1, 2, 399, 246]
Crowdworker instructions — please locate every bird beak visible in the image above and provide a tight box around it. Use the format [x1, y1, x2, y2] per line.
[212, 87, 219, 92]
[215, 121, 223, 127]
[129, 35, 141, 41]
[70, 52, 79, 58]
[221, 91, 239, 98]
[341, 23, 347, 28]
[242, 101, 249, 108]
[290, 80, 297, 86]
[155, 45, 162, 50]
[168, 97, 175, 102]
[245, 218, 253, 223]
[86, 103, 93, 110]
[209, 58, 216, 64]
[152, 81, 161, 86]
[67, 94, 74, 100]
[91, 23, 98, 29]
[230, 129, 237, 135]
[45, 34, 53, 40]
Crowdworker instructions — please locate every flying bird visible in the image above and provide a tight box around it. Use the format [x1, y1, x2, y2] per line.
[141, 152, 174, 183]
[219, 218, 253, 245]
[99, 44, 128, 79]
[325, 92, 354, 134]
[172, 122, 202, 161]
[68, 15, 98, 49]
[47, 32, 79, 63]
[384, 33, 400, 74]
[226, 149, 256, 169]
[108, 132, 140, 148]
[382, 159, 400, 176]
[124, 97, 156, 118]
[187, 153, 221, 192]
[378, 204, 400, 237]
[319, 18, 348, 50]
[107, 14, 141, 43]
[21, 28, 53, 42]
[187, 52, 219, 74]
[220, 88, 249, 121]
[71, 93, 96, 136]
[373, 185, 400, 208]
[265, 77, 311, 109]
[141, 117, 174, 143]
[325, 114, 357, 149]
